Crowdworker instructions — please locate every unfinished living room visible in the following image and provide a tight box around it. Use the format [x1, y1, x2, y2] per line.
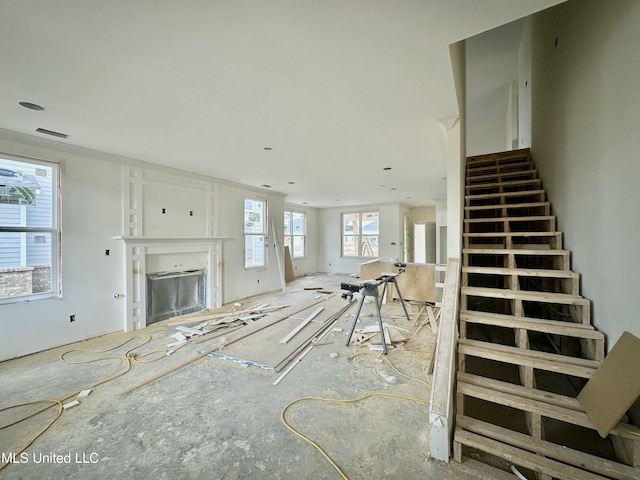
[2, 1, 640, 479]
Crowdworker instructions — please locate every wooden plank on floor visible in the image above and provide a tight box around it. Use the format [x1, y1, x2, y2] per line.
[427, 305, 438, 334]
[279, 307, 324, 344]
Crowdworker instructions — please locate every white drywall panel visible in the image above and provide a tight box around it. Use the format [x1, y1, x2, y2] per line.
[518, 17, 533, 150]
[466, 20, 523, 157]
[217, 183, 284, 303]
[531, 0, 640, 349]
[410, 206, 436, 224]
[141, 184, 208, 237]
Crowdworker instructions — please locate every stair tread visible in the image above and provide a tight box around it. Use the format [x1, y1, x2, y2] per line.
[465, 201, 549, 211]
[454, 429, 609, 480]
[462, 266, 576, 277]
[460, 310, 602, 338]
[466, 178, 542, 190]
[459, 372, 583, 409]
[462, 286, 587, 304]
[467, 148, 531, 163]
[455, 415, 640, 480]
[453, 456, 521, 480]
[463, 247, 567, 255]
[466, 189, 545, 200]
[464, 215, 554, 223]
[464, 231, 560, 237]
[466, 169, 538, 182]
[459, 338, 599, 368]
[466, 161, 534, 177]
[456, 374, 640, 440]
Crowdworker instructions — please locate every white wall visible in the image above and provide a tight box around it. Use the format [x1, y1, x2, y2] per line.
[517, 17, 533, 149]
[0, 131, 292, 360]
[0, 133, 124, 360]
[410, 206, 436, 224]
[531, 0, 640, 348]
[466, 83, 510, 156]
[217, 183, 285, 303]
[448, 40, 467, 261]
[465, 20, 525, 157]
[318, 203, 404, 275]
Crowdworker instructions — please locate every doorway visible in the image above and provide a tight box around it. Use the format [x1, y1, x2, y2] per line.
[413, 222, 436, 263]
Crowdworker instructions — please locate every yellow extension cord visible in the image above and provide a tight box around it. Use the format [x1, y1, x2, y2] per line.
[280, 351, 432, 480]
[3, 342, 432, 478]
[0, 335, 166, 472]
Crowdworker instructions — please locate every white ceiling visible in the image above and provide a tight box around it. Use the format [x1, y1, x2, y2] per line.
[0, 1, 563, 208]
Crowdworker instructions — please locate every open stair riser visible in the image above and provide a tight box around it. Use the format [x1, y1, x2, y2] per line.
[454, 149, 640, 479]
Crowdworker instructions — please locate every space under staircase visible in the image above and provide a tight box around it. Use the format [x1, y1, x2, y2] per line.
[452, 149, 640, 480]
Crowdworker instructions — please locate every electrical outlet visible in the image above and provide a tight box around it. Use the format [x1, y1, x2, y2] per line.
[70, 314, 76, 323]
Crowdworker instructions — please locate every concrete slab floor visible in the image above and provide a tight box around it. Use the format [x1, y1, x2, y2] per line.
[1, 273, 503, 480]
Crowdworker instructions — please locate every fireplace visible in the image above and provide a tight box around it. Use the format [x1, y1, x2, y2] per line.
[146, 269, 206, 324]
[118, 237, 223, 331]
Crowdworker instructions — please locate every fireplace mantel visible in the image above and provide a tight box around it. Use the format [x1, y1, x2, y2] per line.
[115, 236, 226, 331]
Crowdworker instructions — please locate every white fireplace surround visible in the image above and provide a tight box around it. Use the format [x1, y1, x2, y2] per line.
[117, 237, 223, 331]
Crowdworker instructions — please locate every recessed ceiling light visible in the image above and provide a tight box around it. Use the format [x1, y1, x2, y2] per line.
[19, 101, 45, 111]
[264, 147, 272, 151]
[261, 184, 271, 188]
[288, 181, 295, 185]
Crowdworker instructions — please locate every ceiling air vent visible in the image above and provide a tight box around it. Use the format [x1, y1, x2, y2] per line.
[36, 127, 68, 139]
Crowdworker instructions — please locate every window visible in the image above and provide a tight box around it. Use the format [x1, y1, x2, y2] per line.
[342, 211, 379, 258]
[0, 154, 60, 302]
[284, 210, 306, 259]
[244, 198, 267, 269]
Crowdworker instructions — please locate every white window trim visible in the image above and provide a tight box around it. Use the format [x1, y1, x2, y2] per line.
[0, 153, 61, 304]
[243, 197, 268, 270]
[284, 209, 307, 259]
[341, 210, 379, 259]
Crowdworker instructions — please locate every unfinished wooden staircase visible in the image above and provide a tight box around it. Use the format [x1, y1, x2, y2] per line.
[453, 149, 640, 480]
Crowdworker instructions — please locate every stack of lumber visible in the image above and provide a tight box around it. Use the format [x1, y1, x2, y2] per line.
[453, 149, 640, 479]
[163, 303, 289, 348]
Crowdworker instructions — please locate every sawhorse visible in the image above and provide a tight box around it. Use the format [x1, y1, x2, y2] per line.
[344, 273, 410, 355]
